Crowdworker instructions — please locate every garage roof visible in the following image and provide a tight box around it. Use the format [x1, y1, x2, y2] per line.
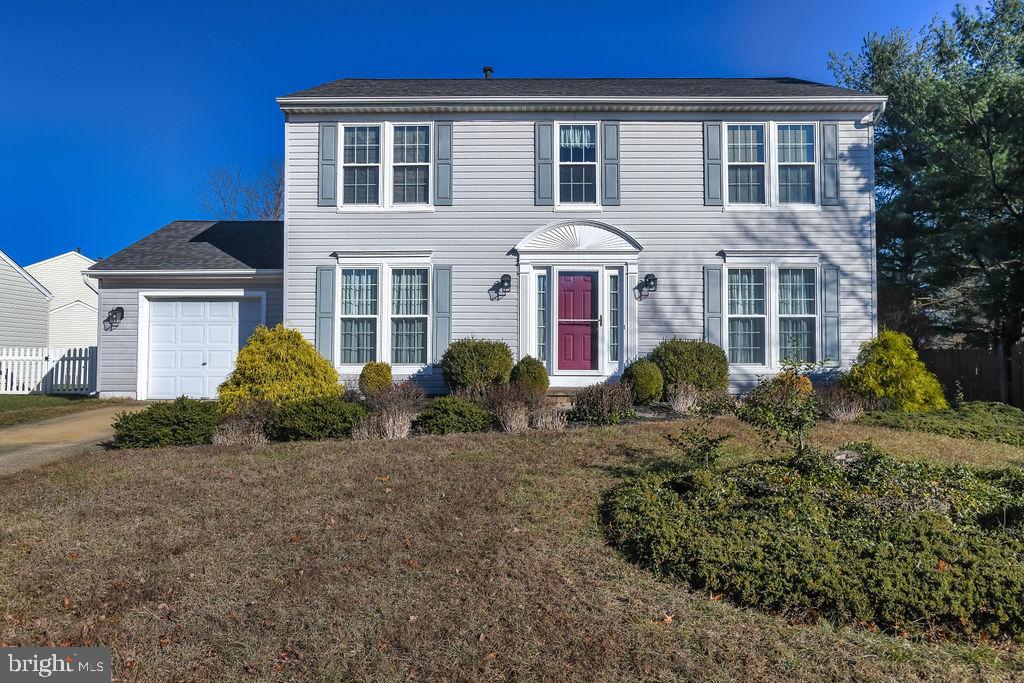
[89, 221, 283, 272]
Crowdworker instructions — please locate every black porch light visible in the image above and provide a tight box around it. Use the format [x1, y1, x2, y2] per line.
[499, 273, 512, 293]
[103, 306, 125, 331]
[642, 273, 658, 292]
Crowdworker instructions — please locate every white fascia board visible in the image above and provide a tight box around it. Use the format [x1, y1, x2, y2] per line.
[83, 268, 284, 279]
[0, 249, 53, 300]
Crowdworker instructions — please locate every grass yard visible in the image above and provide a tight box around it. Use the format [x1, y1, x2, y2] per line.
[1, 417, 1023, 681]
[0, 395, 120, 428]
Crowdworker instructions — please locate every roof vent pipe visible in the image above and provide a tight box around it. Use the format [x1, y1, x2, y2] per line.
[483, 66, 494, 79]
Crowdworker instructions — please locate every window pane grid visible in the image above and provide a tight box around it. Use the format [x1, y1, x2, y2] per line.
[558, 124, 597, 203]
[728, 269, 766, 315]
[727, 124, 765, 163]
[390, 268, 428, 364]
[726, 124, 766, 204]
[728, 318, 765, 364]
[391, 318, 427, 364]
[609, 274, 621, 362]
[341, 319, 376, 364]
[537, 273, 549, 364]
[392, 125, 430, 204]
[780, 318, 815, 363]
[392, 166, 430, 204]
[778, 269, 816, 315]
[342, 126, 381, 205]
[777, 124, 814, 163]
[340, 269, 378, 316]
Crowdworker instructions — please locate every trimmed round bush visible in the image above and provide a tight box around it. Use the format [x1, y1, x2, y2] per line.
[621, 358, 664, 405]
[842, 330, 948, 412]
[510, 355, 549, 395]
[359, 361, 393, 396]
[113, 397, 221, 449]
[440, 339, 514, 394]
[603, 442, 1024, 639]
[218, 324, 340, 412]
[650, 338, 728, 396]
[267, 394, 367, 441]
[415, 395, 494, 434]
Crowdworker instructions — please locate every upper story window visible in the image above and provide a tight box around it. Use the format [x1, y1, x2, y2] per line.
[342, 126, 381, 206]
[726, 124, 766, 205]
[392, 125, 430, 205]
[338, 122, 432, 210]
[558, 124, 598, 205]
[777, 124, 816, 204]
[722, 122, 820, 208]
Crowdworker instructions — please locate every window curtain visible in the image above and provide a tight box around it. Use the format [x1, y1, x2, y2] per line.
[392, 269, 429, 315]
[560, 125, 595, 150]
[341, 269, 378, 315]
[728, 269, 766, 315]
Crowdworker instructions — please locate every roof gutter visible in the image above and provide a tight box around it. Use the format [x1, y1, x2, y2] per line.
[277, 94, 888, 115]
[83, 268, 284, 279]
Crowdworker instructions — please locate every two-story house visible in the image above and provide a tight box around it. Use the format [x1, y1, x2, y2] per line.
[87, 75, 886, 400]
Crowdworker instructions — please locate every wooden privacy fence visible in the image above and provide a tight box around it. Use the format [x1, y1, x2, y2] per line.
[0, 346, 97, 395]
[920, 345, 1024, 407]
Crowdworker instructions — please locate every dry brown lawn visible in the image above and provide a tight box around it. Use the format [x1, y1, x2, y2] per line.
[1, 416, 1022, 681]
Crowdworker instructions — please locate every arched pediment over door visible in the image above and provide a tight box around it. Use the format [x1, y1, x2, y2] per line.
[513, 220, 642, 261]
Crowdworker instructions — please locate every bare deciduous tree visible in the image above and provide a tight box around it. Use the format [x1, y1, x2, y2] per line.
[195, 159, 283, 221]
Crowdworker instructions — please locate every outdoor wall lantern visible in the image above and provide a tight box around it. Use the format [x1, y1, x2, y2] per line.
[643, 273, 658, 292]
[103, 306, 125, 331]
[499, 274, 512, 293]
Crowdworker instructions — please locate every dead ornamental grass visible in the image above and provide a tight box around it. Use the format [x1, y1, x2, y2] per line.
[0, 419, 1022, 681]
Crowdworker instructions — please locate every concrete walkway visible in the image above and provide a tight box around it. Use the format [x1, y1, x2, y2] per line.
[0, 404, 145, 475]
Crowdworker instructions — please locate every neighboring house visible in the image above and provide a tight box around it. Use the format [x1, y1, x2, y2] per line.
[25, 250, 99, 348]
[0, 249, 52, 347]
[87, 76, 886, 400]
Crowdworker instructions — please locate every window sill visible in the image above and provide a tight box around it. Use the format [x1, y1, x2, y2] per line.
[552, 205, 603, 213]
[337, 205, 435, 214]
[722, 204, 822, 213]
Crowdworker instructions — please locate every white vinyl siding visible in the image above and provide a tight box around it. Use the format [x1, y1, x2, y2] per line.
[285, 114, 877, 392]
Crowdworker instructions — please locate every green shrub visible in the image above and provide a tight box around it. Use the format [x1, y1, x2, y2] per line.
[415, 395, 494, 434]
[267, 394, 367, 441]
[650, 338, 728, 396]
[218, 324, 340, 412]
[841, 330, 948, 412]
[621, 358, 664, 405]
[510, 355, 549, 395]
[602, 439, 1024, 639]
[860, 401, 1024, 447]
[359, 361, 393, 396]
[113, 397, 221, 449]
[735, 370, 820, 453]
[570, 383, 636, 425]
[440, 339, 514, 395]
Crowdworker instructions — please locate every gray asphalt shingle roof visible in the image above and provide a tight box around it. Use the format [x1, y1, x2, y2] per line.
[89, 220, 283, 271]
[282, 77, 869, 100]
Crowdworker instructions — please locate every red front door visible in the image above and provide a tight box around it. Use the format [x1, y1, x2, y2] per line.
[558, 272, 599, 371]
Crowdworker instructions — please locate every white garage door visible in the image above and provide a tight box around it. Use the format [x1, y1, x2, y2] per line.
[148, 298, 261, 400]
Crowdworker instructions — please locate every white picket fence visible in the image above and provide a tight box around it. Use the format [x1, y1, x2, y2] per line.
[0, 346, 97, 395]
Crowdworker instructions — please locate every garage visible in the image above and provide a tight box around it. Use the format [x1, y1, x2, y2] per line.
[147, 298, 262, 400]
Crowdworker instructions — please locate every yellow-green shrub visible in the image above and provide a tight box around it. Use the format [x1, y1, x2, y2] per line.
[842, 330, 948, 412]
[359, 361, 393, 396]
[218, 324, 340, 412]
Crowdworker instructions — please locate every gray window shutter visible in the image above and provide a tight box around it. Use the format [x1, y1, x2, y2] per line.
[535, 121, 554, 206]
[315, 265, 335, 362]
[318, 123, 338, 207]
[704, 266, 724, 348]
[601, 121, 620, 206]
[432, 265, 452, 363]
[434, 121, 453, 206]
[703, 122, 723, 206]
[821, 123, 839, 206]
[822, 266, 841, 365]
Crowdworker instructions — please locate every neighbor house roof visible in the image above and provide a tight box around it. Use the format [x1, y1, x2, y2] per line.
[282, 77, 870, 100]
[0, 248, 53, 300]
[87, 221, 283, 273]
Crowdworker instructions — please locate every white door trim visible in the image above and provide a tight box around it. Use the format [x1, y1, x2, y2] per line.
[137, 289, 267, 400]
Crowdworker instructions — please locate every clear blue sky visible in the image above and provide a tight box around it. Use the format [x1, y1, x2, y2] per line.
[0, 0, 960, 265]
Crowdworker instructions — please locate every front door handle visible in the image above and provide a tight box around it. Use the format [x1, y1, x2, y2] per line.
[201, 362, 207, 366]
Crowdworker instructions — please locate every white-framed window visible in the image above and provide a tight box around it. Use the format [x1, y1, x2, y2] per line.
[390, 268, 429, 364]
[726, 268, 767, 364]
[726, 124, 767, 205]
[337, 122, 432, 210]
[339, 268, 380, 364]
[557, 123, 599, 205]
[536, 270, 550, 366]
[392, 125, 431, 205]
[777, 124, 816, 204]
[723, 263, 821, 368]
[778, 268, 817, 362]
[608, 272, 621, 363]
[335, 256, 431, 369]
[341, 125, 382, 206]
